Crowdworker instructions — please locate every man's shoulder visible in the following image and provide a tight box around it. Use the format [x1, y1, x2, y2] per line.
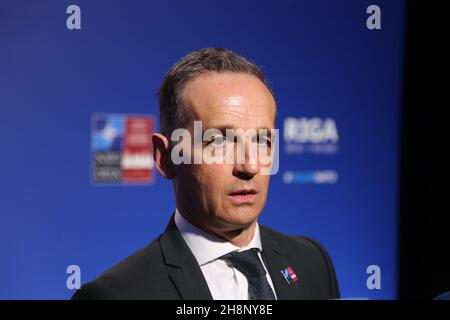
[260, 224, 340, 299]
[260, 223, 334, 265]
[71, 235, 176, 300]
[260, 223, 325, 252]
[99, 236, 163, 281]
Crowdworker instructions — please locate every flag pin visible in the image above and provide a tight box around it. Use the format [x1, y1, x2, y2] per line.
[281, 266, 298, 286]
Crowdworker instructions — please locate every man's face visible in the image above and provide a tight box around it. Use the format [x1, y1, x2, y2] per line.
[172, 72, 276, 233]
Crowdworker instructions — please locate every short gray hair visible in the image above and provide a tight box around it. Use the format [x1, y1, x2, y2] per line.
[157, 47, 275, 137]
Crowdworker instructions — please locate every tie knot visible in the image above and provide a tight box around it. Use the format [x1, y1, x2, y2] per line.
[223, 249, 266, 278]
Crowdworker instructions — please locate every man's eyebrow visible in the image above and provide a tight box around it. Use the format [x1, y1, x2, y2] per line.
[203, 125, 274, 137]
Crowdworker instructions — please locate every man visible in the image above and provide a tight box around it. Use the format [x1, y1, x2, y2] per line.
[72, 48, 340, 300]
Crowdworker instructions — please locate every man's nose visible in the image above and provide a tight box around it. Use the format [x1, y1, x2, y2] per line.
[232, 137, 259, 180]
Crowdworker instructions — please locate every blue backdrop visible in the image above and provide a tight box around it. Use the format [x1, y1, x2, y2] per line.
[0, 0, 406, 299]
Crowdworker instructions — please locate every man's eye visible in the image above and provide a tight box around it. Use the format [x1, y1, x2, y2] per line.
[211, 135, 226, 147]
[255, 136, 271, 147]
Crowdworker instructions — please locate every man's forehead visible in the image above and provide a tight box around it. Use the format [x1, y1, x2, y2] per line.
[184, 72, 274, 105]
[205, 110, 275, 130]
[184, 73, 276, 127]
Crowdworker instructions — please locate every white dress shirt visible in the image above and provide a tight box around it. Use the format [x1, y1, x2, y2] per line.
[174, 209, 278, 300]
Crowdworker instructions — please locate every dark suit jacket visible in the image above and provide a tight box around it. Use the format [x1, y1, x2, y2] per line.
[72, 214, 340, 300]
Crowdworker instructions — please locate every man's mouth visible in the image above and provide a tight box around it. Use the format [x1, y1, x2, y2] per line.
[228, 189, 258, 204]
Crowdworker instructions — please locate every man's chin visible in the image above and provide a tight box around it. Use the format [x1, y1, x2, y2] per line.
[215, 210, 260, 229]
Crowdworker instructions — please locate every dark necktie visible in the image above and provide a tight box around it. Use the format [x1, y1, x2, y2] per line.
[222, 248, 276, 300]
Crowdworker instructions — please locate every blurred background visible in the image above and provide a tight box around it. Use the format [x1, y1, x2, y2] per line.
[0, 0, 447, 300]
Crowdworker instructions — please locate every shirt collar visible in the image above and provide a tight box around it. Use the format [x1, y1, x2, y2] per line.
[174, 208, 262, 266]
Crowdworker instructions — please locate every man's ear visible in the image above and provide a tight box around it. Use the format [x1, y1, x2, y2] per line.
[152, 133, 175, 179]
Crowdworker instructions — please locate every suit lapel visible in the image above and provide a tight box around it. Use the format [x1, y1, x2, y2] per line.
[159, 213, 213, 300]
[260, 226, 307, 300]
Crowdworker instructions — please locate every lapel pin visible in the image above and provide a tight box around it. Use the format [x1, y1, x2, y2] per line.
[281, 266, 298, 286]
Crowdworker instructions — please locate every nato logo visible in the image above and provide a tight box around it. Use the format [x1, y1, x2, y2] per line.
[91, 114, 155, 185]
